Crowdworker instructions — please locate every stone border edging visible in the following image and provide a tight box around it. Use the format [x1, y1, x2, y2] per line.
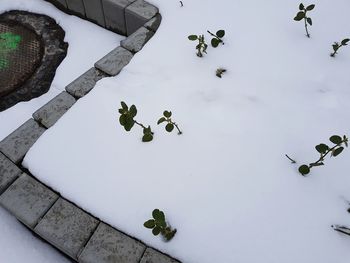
[0, 1, 180, 262]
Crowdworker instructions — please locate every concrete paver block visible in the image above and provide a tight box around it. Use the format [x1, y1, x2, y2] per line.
[66, 68, 107, 98]
[144, 13, 161, 32]
[102, 0, 136, 35]
[33, 92, 76, 129]
[95, 46, 133, 76]
[140, 248, 181, 263]
[121, 26, 154, 53]
[125, 0, 158, 35]
[83, 0, 106, 27]
[0, 174, 59, 228]
[34, 198, 99, 260]
[0, 152, 22, 194]
[79, 223, 145, 263]
[0, 119, 46, 164]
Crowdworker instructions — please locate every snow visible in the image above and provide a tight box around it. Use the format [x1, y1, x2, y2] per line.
[19, 0, 350, 262]
[0, 207, 69, 262]
[0, 0, 124, 140]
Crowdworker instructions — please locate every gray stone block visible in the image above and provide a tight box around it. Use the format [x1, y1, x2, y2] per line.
[66, 0, 86, 17]
[0, 174, 59, 228]
[140, 248, 181, 263]
[83, 0, 105, 27]
[125, 0, 158, 35]
[33, 92, 76, 129]
[121, 26, 154, 53]
[35, 198, 99, 260]
[0, 152, 22, 194]
[66, 67, 106, 98]
[144, 13, 161, 32]
[78, 223, 145, 263]
[95, 46, 133, 76]
[0, 119, 46, 164]
[102, 0, 136, 35]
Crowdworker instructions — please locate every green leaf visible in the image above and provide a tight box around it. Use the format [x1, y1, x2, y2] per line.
[157, 117, 166, 125]
[299, 3, 305, 10]
[144, 219, 155, 229]
[307, 17, 312, 26]
[124, 117, 134, 131]
[129, 105, 137, 117]
[341, 38, 350, 45]
[298, 165, 310, 175]
[119, 115, 126, 126]
[152, 226, 161, 236]
[294, 11, 305, 21]
[333, 147, 344, 157]
[306, 4, 315, 11]
[163, 111, 172, 118]
[152, 209, 163, 221]
[330, 135, 342, 144]
[216, 30, 225, 38]
[315, 144, 329, 154]
[121, 101, 128, 110]
[188, 35, 198, 41]
[333, 44, 339, 52]
[165, 123, 174, 132]
[142, 133, 153, 142]
[118, 109, 124, 114]
[211, 38, 220, 48]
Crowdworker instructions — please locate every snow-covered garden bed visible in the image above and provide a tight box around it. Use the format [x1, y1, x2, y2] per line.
[4, 0, 350, 262]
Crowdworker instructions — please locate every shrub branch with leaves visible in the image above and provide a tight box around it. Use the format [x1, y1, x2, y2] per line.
[144, 209, 177, 241]
[294, 3, 315, 38]
[298, 135, 348, 176]
[188, 34, 208, 57]
[331, 38, 350, 57]
[207, 30, 225, 47]
[157, 110, 182, 135]
[118, 101, 154, 142]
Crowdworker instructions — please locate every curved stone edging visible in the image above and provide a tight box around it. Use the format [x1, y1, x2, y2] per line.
[0, 1, 180, 263]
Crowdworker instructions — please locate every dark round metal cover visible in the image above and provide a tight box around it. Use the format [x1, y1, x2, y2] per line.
[0, 21, 43, 98]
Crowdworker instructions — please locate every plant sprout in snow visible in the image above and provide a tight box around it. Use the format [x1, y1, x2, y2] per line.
[207, 29, 225, 47]
[216, 68, 226, 78]
[298, 135, 348, 176]
[188, 34, 208, 57]
[294, 3, 315, 38]
[331, 38, 349, 57]
[118, 101, 154, 142]
[158, 110, 182, 134]
[144, 209, 177, 241]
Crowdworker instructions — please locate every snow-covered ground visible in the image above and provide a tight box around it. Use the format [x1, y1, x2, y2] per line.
[0, 0, 124, 140]
[0, 207, 70, 262]
[18, 0, 350, 262]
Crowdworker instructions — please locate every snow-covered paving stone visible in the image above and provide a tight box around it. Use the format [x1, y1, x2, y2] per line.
[0, 174, 59, 228]
[24, 0, 350, 263]
[121, 26, 154, 53]
[33, 92, 76, 129]
[65, 67, 107, 98]
[78, 222, 145, 263]
[0, 152, 22, 194]
[0, 206, 70, 263]
[0, 0, 124, 141]
[0, 119, 46, 164]
[140, 248, 180, 263]
[34, 198, 99, 260]
[95, 46, 134, 76]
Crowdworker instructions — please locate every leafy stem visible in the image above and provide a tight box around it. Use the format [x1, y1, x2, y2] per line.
[158, 111, 182, 135]
[331, 38, 349, 57]
[294, 3, 315, 38]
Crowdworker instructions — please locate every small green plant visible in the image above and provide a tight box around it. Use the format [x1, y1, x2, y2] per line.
[294, 3, 315, 38]
[144, 209, 177, 241]
[330, 38, 349, 57]
[157, 110, 182, 135]
[188, 34, 208, 57]
[216, 68, 226, 78]
[298, 135, 348, 176]
[207, 30, 225, 47]
[118, 101, 154, 142]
